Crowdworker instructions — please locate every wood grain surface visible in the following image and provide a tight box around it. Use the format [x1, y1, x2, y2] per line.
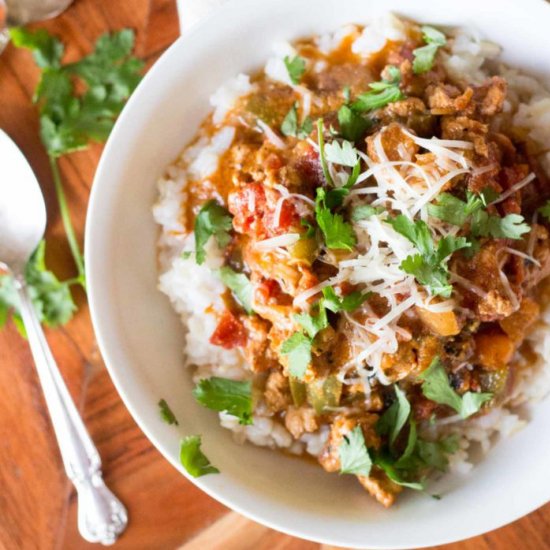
[0, 1, 548, 549]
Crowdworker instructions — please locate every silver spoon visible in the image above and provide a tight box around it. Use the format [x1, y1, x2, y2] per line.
[0, 129, 127, 545]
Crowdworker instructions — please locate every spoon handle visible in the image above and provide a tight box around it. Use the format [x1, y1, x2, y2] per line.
[14, 275, 128, 546]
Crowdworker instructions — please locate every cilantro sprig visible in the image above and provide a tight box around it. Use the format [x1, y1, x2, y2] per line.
[180, 435, 219, 478]
[388, 215, 470, 297]
[218, 267, 254, 314]
[413, 26, 447, 74]
[429, 191, 531, 240]
[194, 200, 233, 264]
[281, 102, 312, 138]
[419, 357, 492, 418]
[352, 67, 404, 112]
[0, 241, 76, 336]
[281, 285, 368, 379]
[339, 426, 373, 476]
[284, 55, 306, 85]
[193, 377, 253, 425]
[10, 28, 143, 293]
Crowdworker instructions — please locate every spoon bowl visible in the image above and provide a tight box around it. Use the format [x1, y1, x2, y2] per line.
[0, 129, 45, 272]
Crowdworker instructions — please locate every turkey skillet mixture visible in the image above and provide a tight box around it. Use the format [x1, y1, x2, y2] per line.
[154, 14, 550, 506]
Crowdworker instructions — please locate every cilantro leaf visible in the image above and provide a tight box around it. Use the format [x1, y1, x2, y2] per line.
[419, 357, 492, 418]
[315, 204, 357, 250]
[429, 191, 530, 241]
[352, 67, 404, 112]
[10, 27, 64, 68]
[294, 308, 328, 339]
[280, 332, 312, 379]
[180, 435, 219, 477]
[158, 399, 179, 425]
[377, 385, 411, 445]
[351, 204, 384, 221]
[194, 200, 233, 264]
[323, 161, 361, 209]
[538, 199, 550, 221]
[339, 426, 372, 476]
[389, 215, 469, 297]
[219, 267, 254, 314]
[284, 55, 306, 85]
[281, 102, 312, 138]
[375, 454, 425, 490]
[324, 140, 359, 167]
[337, 104, 371, 141]
[321, 286, 369, 313]
[413, 25, 447, 74]
[193, 377, 253, 425]
[15, 28, 143, 157]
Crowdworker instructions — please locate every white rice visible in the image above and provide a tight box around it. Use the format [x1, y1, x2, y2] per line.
[153, 18, 550, 477]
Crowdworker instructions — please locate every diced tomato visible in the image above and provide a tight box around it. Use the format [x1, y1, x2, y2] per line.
[255, 278, 284, 305]
[210, 311, 247, 349]
[228, 182, 299, 238]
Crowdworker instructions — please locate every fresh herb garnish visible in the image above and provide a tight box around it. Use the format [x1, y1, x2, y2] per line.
[294, 307, 328, 339]
[194, 200, 233, 264]
[375, 454, 425, 490]
[412, 25, 447, 74]
[352, 66, 404, 112]
[321, 286, 369, 313]
[0, 241, 76, 336]
[280, 331, 312, 379]
[351, 204, 384, 221]
[339, 426, 373, 476]
[419, 357, 492, 418]
[315, 189, 357, 251]
[193, 377, 253, 425]
[389, 215, 470, 297]
[324, 139, 359, 167]
[281, 102, 312, 138]
[377, 385, 411, 445]
[179, 435, 219, 477]
[337, 103, 371, 142]
[284, 55, 306, 85]
[429, 191, 530, 240]
[158, 399, 179, 425]
[11, 28, 143, 291]
[219, 267, 254, 314]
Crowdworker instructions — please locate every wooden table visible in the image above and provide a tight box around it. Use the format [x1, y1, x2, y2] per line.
[0, 1, 548, 548]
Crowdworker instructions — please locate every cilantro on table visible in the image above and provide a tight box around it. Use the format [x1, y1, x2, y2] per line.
[179, 435, 219, 478]
[429, 191, 530, 241]
[10, 28, 143, 293]
[339, 426, 373, 476]
[193, 377, 253, 425]
[352, 66, 404, 112]
[284, 55, 306, 85]
[194, 200, 233, 264]
[281, 102, 312, 138]
[0, 241, 76, 336]
[388, 215, 470, 297]
[538, 199, 550, 221]
[218, 267, 254, 314]
[158, 399, 179, 426]
[412, 25, 447, 74]
[419, 357, 492, 418]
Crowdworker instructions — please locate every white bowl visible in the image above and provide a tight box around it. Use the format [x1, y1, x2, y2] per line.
[85, 0, 550, 547]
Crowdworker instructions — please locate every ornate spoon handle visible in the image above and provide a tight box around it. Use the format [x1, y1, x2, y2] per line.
[14, 274, 127, 545]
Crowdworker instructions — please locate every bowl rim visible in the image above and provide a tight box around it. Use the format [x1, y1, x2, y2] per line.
[85, 0, 550, 546]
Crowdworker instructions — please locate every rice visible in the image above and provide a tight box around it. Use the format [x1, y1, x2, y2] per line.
[153, 17, 550, 482]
